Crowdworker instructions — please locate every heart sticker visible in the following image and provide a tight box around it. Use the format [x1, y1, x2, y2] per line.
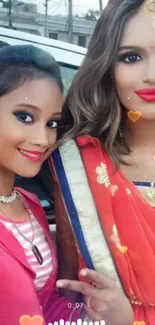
[133, 322, 146, 325]
[127, 111, 141, 122]
[119, 245, 128, 254]
[19, 315, 44, 325]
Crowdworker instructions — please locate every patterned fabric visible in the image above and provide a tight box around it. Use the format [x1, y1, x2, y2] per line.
[52, 140, 121, 287]
[0, 213, 53, 290]
[52, 135, 155, 325]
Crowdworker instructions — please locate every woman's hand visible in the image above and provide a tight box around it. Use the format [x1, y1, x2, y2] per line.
[56, 268, 134, 325]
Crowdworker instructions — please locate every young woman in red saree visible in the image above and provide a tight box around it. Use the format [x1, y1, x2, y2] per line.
[50, 0, 155, 324]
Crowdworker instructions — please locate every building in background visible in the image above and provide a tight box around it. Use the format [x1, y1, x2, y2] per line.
[0, 3, 96, 47]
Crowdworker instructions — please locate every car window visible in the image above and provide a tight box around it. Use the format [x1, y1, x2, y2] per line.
[60, 64, 78, 95]
[0, 36, 79, 94]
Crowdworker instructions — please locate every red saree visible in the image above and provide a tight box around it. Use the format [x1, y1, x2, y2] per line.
[76, 135, 155, 325]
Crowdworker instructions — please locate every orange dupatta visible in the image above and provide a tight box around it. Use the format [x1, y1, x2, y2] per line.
[76, 135, 155, 325]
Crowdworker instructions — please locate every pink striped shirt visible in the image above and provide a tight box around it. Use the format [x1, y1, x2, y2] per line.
[0, 213, 53, 290]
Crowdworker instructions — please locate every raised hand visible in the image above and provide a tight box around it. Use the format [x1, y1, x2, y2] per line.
[56, 268, 134, 325]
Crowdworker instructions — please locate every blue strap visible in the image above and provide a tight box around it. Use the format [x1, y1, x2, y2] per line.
[52, 149, 94, 269]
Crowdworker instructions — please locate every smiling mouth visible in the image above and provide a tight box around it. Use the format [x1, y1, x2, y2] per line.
[18, 149, 44, 162]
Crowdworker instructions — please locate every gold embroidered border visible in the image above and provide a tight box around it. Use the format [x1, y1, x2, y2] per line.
[130, 299, 155, 306]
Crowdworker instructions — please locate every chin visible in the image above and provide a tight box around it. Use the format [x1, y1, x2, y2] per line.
[140, 113, 155, 120]
[16, 167, 41, 178]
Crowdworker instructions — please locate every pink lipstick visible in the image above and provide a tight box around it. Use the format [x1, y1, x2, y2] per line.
[18, 149, 44, 162]
[136, 88, 155, 102]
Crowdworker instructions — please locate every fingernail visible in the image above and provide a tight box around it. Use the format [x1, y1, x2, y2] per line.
[80, 269, 87, 276]
[56, 281, 64, 287]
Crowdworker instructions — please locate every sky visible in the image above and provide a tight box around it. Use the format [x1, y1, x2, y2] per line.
[25, 0, 109, 16]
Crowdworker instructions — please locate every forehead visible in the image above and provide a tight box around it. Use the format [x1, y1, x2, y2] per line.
[120, 6, 155, 46]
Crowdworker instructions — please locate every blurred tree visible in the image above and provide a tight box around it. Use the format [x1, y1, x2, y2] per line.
[85, 9, 100, 21]
[0, 0, 10, 8]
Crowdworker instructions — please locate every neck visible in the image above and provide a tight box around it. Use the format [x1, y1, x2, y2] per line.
[124, 118, 155, 154]
[0, 168, 15, 197]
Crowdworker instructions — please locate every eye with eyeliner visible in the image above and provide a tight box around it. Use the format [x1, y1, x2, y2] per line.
[13, 110, 62, 129]
[117, 51, 142, 64]
[47, 119, 62, 129]
[13, 111, 34, 124]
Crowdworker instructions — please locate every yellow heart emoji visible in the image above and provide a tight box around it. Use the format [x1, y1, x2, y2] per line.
[119, 245, 128, 254]
[19, 315, 44, 325]
[127, 111, 141, 122]
[133, 322, 146, 325]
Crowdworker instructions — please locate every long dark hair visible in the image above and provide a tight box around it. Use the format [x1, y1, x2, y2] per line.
[62, 0, 144, 166]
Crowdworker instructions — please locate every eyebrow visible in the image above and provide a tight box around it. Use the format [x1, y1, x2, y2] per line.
[118, 45, 143, 52]
[15, 104, 62, 117]
[15, 104, 41, 111]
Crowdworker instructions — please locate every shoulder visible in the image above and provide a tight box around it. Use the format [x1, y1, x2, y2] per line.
[16, 187, 50, 230]
[15, 187, 41, 206]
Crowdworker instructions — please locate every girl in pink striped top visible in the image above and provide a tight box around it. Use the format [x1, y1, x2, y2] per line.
[0, 42, 116, 325]
[0, 42, 83, 325]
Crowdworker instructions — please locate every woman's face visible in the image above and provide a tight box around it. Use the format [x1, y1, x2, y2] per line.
[114, 4, 155, 120]
[0, 78, 62, 177]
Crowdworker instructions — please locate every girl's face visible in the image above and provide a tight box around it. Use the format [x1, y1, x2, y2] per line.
[114, 5, 155, 120]
[0, 78, 62, 177]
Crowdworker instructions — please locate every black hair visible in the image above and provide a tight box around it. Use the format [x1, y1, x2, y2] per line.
[0, 43, 63, 95]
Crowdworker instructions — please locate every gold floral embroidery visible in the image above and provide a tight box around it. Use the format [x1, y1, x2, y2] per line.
[131, 299, 155, 306]
[133, 321, 146, 325]
[110, 225, 128, 254]
[96, 162, 110, 187]
[130, 288, 137, 300]
[126, 188, 131, 194]
[129, 288, 155, 307]
[111, 185, 119, 196]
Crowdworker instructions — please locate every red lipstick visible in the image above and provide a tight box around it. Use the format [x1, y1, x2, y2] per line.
[18, 149, 44, 162]
[136, 88, 155, 102]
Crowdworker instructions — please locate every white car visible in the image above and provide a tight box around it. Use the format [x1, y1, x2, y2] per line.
[0, 28, 86, 233]
[0, 27, 86, 93]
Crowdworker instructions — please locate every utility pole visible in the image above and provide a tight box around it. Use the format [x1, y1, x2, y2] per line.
[0, 0, 13, 28]
[44, 0, 49, 37]
[99, 0, 103, 13]
[68, 0, 73, 43]
[8, 0, 12, 28]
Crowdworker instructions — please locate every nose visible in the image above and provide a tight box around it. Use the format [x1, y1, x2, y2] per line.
[29, 124, 51, 149]
[143, 58, 155, 85]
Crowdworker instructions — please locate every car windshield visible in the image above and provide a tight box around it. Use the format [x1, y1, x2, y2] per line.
[60, 64, 78, 95]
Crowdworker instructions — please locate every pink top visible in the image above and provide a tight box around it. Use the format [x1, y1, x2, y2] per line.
[0, 213, 53, 290]
[0, 187, 81, 325]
